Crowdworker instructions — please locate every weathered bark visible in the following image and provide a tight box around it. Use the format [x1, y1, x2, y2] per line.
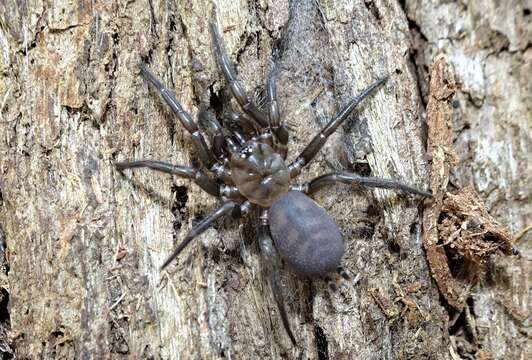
[0, 0, 528, 359]
[406, 1, 531, 358]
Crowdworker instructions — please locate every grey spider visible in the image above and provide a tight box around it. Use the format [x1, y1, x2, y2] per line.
[116, 23, 431, 345]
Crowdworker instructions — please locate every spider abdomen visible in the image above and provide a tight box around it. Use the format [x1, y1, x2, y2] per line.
[268, 191, 344, 277]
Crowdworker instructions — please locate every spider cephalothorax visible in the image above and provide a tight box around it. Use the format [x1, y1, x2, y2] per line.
[230, 141, 290, 207]
[116, 22, 431, 345]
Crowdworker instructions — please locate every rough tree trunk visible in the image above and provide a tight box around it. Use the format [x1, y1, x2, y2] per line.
[0, 0, 529, 359]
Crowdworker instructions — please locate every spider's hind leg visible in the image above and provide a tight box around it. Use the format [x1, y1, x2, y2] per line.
[305, 172, 432, 197]
[258, 222, 297, 346]
[160, 201, 239, 269]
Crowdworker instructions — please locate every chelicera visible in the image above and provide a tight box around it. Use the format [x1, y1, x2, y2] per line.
[116, 23, 431, 345]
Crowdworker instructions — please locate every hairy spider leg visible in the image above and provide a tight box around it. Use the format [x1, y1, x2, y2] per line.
[139, 64, 216, 169]
[306, 172, 432, 197]
[288, 76, 389, 178]
[161, 201, 240, 270]
[258, 221, 297, 346]
[115, 160, 220, 197]
[210, 22, 269, 128]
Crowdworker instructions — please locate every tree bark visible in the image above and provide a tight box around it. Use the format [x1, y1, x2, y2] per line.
[0, 0, 528, 359]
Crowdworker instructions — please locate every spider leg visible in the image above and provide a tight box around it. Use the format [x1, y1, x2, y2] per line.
[226, 112, 260, 135]
[220, 185, 246, 202]
[288, 76, 388, 178]
[267, 66, 281, 128]
[115, 160, 219, 197]
[211, 162, 234, 185]
[266, 68, 289, 157]
[251, 132, 274, 149]
[231, 127, 248, 146]
[198, 109, 240, 156]
[198, 110, 225, 159]
[139, 64, 216, 169]
[196, 110, 243, 185]
[161, 201, 239, 269]
[210, 22, 269, 127]
[258, 217, 297, 346]
[305, 171, 432, 197]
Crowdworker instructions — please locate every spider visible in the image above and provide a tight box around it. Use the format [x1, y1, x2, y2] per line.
[116, 23, 431, 345]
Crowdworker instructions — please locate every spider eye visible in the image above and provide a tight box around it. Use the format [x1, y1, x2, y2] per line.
[240, 145, 253, 158]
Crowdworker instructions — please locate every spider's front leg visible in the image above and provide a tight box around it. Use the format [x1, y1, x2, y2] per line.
[304, 171, 432, 197]
[198, 110, 240, 157]
[116, 160, 248, 202]
[225, 112, 260, 137]
[258, 213, 297, 346]
[139, 65, 216, 169]
[210, 22, 269, 128]
[116, 160, 220, 196]
[266, 67, 289, 158]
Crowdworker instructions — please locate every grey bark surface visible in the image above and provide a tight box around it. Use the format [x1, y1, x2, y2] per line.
[406, 1, 531, 358]
[0, 0, 528, 359]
